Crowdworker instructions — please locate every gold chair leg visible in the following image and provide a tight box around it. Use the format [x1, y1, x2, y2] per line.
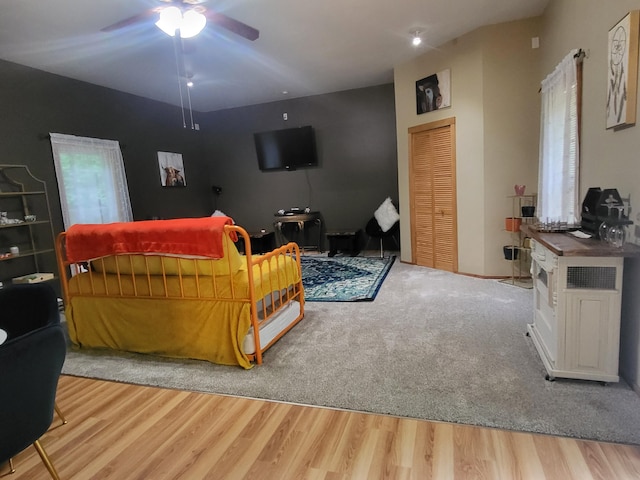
[54, 403, 68, 425]
[5, 405, 66, 477]
[33, 440, 60, 480]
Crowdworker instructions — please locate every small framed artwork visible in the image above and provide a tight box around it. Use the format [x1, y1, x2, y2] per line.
[157, 151, 186, 187]
[416, 69, 451, 115]
[606, 10, 639, 129]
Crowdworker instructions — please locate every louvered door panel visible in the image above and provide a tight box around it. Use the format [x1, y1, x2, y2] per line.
[415, 218, 434, 266]
[409, 118, 457, 272]
[432, 125, 457, 272]
[411, 130, 434, 267]
[435, 214, 455, 270]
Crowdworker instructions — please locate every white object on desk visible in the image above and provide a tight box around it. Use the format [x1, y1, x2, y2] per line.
[0, 328, 7, 345]
[569, 230, 592, 239]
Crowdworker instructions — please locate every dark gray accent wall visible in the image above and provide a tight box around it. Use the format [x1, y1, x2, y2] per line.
[201, 84, 399, 244]
[0, 59, 213, 236]
[0, 59, 398, 253]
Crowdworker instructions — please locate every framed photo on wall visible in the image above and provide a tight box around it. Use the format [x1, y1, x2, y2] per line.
[157, 151, 186, 187]
[606, 10, 639, 129]
[416, 69, 451, 115]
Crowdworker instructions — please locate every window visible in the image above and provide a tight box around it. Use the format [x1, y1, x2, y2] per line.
[50, 133, 133, 228]
[537, 50, 581, 225]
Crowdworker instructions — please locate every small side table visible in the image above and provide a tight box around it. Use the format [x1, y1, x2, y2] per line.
[326, 230, 361, 257]
[236, 231, 276, 254]
[249, 231, 276, 254]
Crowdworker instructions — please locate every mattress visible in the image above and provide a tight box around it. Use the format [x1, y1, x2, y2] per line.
[243, 300, 301, 354]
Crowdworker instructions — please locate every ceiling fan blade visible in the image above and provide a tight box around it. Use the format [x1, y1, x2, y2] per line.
[204, 11, 259, 41]
[101, 10, 158, 32]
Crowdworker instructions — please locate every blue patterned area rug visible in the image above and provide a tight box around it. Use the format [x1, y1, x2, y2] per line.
[300, 255, 395, 302]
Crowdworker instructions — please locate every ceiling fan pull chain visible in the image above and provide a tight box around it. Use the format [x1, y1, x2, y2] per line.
[172, 35, 187, 129]
[186, 78, 195, 130]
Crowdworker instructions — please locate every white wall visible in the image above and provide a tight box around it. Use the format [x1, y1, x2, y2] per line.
[394, 1, 640, 391]
[541, 0, 640, 392]
[482, 19, 541, 275]
[394, 18, 541, 276]
[394, 30, 484, 274]
[394, 2, 640, 392]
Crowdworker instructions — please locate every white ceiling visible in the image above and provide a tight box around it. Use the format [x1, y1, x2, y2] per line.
[0, 0, 549, 112]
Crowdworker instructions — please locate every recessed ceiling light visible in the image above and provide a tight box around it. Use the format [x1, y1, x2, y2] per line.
[411, 30, 424, 47]
[282, 90, 289, 95]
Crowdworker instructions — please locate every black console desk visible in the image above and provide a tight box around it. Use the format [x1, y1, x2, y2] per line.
[274, 211, 322, 251]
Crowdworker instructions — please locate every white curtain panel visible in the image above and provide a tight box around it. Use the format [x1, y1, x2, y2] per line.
[50, 133, 133, 229]
[537, 49, 580, 225]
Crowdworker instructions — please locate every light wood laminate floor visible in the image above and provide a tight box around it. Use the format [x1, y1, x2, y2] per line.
[3, 375, 640, 479]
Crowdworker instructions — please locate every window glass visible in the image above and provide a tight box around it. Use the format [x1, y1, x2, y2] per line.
[50, 133, 132, 228]
[538, 50, 581, 226]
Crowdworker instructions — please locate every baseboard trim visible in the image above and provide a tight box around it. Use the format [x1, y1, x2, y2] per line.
[619, 367, 640, 399]
[398, 261, 520, 281]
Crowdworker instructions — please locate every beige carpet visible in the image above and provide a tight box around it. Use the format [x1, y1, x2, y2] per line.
[62, 259, 640, 445]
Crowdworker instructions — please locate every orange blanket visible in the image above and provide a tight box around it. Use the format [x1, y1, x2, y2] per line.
[65, 217, 236, 262]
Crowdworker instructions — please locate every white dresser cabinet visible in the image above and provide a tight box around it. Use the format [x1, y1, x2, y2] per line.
[525, 231, 633, 383]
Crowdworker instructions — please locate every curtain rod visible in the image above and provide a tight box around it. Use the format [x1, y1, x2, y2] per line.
[539, 49, 586, 93]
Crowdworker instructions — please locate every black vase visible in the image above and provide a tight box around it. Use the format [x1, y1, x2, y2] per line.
[503, 245, 519, 260]
[521, 205, 536, 217]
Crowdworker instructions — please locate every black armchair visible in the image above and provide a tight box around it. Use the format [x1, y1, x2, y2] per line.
[0, 283, 60, 338]
[365, 217, 399, 258]
[0, 283, 67, 478]
[0, 283, 67, 423]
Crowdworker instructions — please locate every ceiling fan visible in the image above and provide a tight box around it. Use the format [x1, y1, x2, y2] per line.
[101, 0, 259, 41]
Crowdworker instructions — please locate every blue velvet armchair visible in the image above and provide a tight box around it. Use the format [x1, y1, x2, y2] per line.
[0, 284, 67, 479]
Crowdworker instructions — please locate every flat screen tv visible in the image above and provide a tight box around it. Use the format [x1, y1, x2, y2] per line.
[254, 125, 318, 171]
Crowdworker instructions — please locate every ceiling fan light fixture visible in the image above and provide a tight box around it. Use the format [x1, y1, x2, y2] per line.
[180, 10, 207, 38]
[156, 7, 182, 36]
[155, 7, 207, 39]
